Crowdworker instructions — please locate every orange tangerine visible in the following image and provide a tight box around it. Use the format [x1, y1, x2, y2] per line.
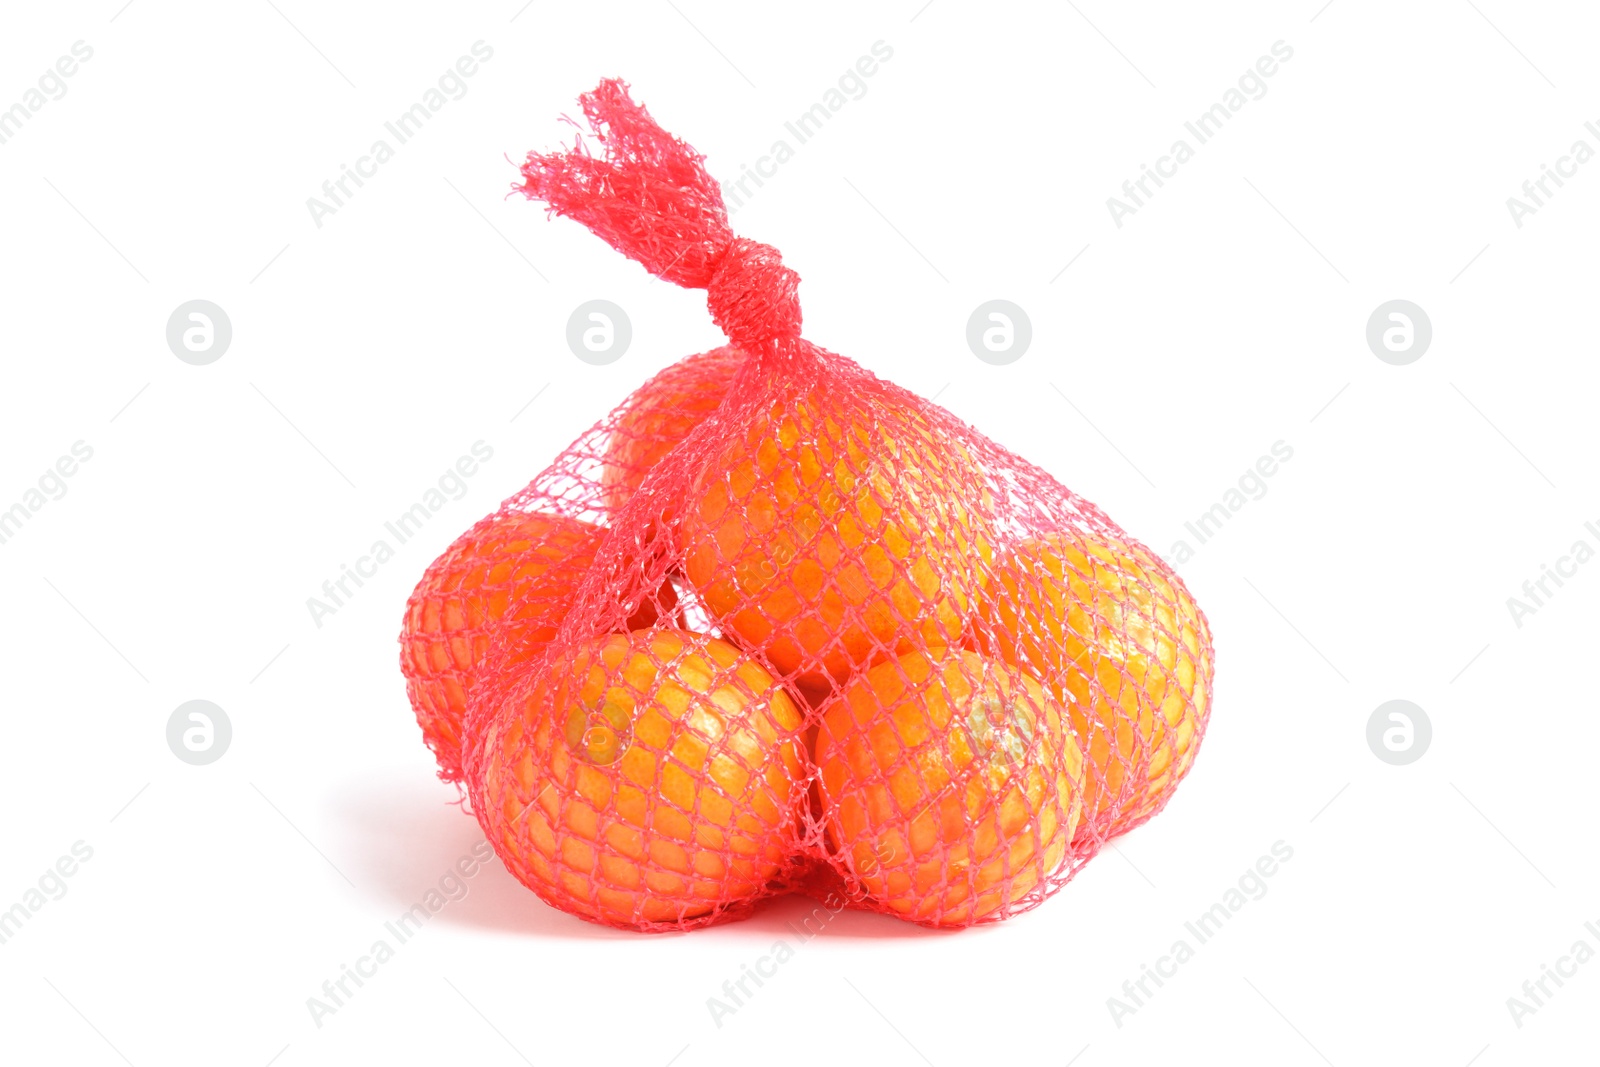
[476, 629, 807, 928]
[815, 648, 1083, 926]
[976, 532, 1212, 841]
[681, 391, 992, 700]
[602, 345, 744, 514]
[399, 511, 673, 782]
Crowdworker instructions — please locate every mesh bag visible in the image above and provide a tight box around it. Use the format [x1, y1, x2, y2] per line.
[399, 80, 1215, 931]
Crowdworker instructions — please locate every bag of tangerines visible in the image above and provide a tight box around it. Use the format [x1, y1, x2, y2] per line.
[398, 80, 1214, 932]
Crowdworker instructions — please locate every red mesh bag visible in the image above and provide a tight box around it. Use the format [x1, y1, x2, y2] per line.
[399, 80, 1215, 931]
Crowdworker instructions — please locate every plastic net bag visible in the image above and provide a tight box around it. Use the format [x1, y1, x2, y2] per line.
[399, 80, 1215, 931]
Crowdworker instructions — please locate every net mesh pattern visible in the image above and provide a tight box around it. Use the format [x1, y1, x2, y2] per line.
[399, 80, 1215, 931]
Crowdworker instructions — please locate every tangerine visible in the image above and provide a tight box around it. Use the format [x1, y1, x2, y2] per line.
[476, 629, 807, 928]
[602, 345, 744, 514]
[976, 532, 1212, 841]
[399, 511, 673, 782]
[815, 648, 1082, 926]
[681, 391, 992, 700]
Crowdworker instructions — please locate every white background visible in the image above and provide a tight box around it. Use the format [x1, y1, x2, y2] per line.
[1, 1, 1596, 1064]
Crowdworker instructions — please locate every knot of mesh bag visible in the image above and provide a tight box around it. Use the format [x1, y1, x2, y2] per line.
[514, 79, 804, 350]
[707, 238, 802, 348]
